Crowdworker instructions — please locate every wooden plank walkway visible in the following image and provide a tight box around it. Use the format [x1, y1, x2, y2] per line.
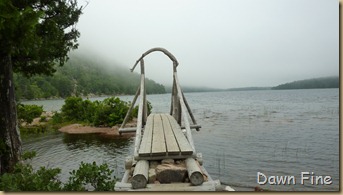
[138, 113, 193, 159]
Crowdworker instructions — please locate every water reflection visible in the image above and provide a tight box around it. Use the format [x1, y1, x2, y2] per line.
[62, 133, 134, 153]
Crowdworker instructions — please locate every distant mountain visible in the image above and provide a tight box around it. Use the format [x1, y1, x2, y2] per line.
[272, 76, 339, 90]
[14, 53, 165, 100]
[164, 85, 224, 93]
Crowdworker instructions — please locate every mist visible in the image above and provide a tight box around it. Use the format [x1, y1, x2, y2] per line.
[75, 0, 338, 89]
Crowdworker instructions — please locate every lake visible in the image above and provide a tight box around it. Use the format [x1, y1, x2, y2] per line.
[22, 88, 339, 191]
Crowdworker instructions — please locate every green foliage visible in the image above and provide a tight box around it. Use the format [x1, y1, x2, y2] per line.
[17, 103, 43, 124]
[0, 163, 62, 191]
[58, 96, 152, 127]
[272, 76, 339, 90]
[93, 97, 130, 127]
[0, 152, 116, 191]
[13, 54, 166, 100]
[0, 0, 82, 76]
[21, 151, 37, 161]
[64, 161, 116, 191]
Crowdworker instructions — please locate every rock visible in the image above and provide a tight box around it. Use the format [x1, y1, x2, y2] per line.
[148, 168, 156, 183]
[149, 161, 159, 168]
[156, 163, 187, 183]
[161, 159, 174, 164]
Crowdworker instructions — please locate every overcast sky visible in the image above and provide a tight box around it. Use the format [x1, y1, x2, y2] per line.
[75, 0, 338, 89]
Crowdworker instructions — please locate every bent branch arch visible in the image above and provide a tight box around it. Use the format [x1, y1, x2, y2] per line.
[130, 47, 179, 73]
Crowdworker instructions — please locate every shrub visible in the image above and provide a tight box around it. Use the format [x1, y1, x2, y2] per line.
[93, 97, 130, 127]
[59, 96, 153, 127]
[17, 104, 43, 124]
[63, 161, 116, 191]
[0, 151, 116, 191]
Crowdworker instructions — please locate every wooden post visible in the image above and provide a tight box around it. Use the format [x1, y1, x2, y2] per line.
[132, 160, 149, 189]
[120, 86, 140, 133]
[172, 78, 180, 124]
[185, 158, 204, 186]
[182, 92, 200, 131]
[133, 61, 145, 158]
[174, 72, 196, 154]
[141, 59, 148, 125]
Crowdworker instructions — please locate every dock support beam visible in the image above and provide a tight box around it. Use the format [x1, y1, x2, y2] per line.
[186, 158, 204, 186]
[131, 160, 149, 189]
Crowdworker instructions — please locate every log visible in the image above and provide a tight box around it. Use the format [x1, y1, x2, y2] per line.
[119, 86, 140, 133]
[181, 125, 202, 130]
[125, 156, 133, 170]
[196, 153, 203, 166]
[133, 62, 145, 158]
[185, 158, 204, 186]
[182, 92, 200, 131]
[132, 160, 149, 189]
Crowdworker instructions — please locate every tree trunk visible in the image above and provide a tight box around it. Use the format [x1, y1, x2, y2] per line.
[0, 53, 22, 174]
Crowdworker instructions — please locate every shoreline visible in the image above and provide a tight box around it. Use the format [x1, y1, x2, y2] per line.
[58, 123, 136, 138]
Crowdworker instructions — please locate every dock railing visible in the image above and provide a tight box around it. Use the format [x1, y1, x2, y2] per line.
[119, 47, 201, 158]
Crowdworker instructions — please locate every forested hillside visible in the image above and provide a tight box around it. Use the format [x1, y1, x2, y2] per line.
[14, 54, 165, 100]
[272, 76, 339, 90]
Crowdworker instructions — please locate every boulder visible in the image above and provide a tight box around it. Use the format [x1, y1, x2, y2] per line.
[149, 160, 159, 168]
[156, 163, 187, 183]
[161, 159, 174, 164]
[148, 168, 157, 183]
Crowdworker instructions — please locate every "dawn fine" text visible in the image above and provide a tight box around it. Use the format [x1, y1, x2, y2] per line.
[257, 172, 332, 185]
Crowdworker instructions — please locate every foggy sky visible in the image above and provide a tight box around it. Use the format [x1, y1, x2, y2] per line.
[75, 0, 338, 89]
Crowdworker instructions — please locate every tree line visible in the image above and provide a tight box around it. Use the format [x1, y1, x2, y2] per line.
[14, 54, 166, 100]
[272, 76, 339, 90]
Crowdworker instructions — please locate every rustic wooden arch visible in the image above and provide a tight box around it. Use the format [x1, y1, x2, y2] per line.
[130, 47, 179, 73]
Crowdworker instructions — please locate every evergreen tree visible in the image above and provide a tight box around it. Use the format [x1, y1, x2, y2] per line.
[0, 0, 82, 174]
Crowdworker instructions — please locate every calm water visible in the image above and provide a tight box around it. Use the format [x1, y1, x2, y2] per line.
[22, 89, 339, 191]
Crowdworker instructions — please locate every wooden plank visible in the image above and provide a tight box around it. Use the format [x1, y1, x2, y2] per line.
[115, 181, 219, 191]
[166, 115, 193, 155]
[161, 114, 180, 155]
[151, 114, 167, 156]
[130, 181, 217, 191]
[138, 114, 154, 157]
[135, 154, 194, 161]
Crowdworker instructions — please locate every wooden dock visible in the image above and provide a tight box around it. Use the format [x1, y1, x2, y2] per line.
[114, 48, 233, 191]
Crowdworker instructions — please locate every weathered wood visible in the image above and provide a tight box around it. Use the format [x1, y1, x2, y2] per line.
[135, 154, 195, 161]
[174, 72, 196, 154]
[133, 66, 145, 158]
[114, 182, 132, 191]
[186, 158, 204, 186]
[181, 125, 202, 130]
[182, 92, 200, 131]
[167, 115, 193, 155]
[141, 59, 148, 126]
[119, 86, 140, 132]
[138, 114, 154, 157]
[121, 169, 131, 183]
[161, 114, 180, 155]
[125, 156, 133, 170]
[132, 181, 217, 191]
[130, 47, 179, 72]
[119, 127, 139, 133]
[151, 114, 166, 156]
[196, 153, 203, 166]
[132, 160, 149, 189]
[115, 181, 219, 191]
